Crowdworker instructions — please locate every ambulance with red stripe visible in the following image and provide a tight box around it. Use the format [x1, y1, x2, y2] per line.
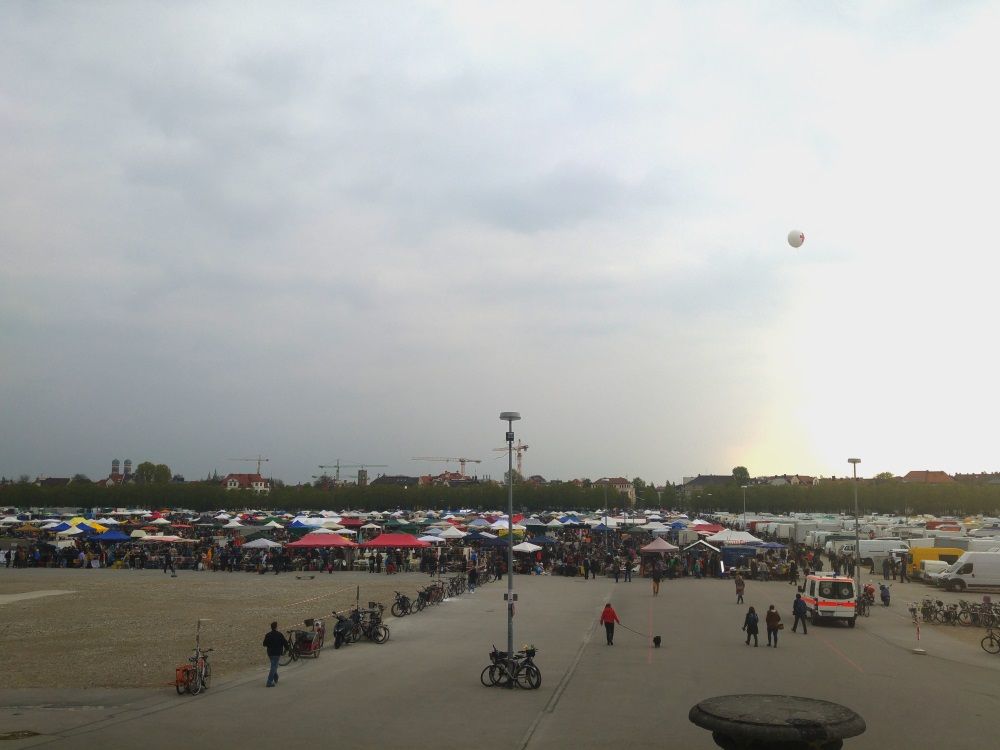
[802, 574, 857, 627]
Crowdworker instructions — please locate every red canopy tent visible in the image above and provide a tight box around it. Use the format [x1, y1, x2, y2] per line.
[359, 532, 430, 548]
[286, 532, 358, 548]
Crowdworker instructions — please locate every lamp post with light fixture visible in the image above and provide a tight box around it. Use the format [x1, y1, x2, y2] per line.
[500, 411, 520, 678]
[849, 458, 861, 589]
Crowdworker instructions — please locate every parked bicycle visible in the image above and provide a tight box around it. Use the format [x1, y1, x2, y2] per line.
[175, 619, 213, 695]
[346, 602, 390, 644]
[856, 597, 870, 617]
[981, 627, 1000, 655]
[391, 591, 412, 617]
[480, 644, 541, 690]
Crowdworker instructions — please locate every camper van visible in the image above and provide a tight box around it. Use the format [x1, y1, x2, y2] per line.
[937, 551, 1000, 592]
[802, 574, 857, 627]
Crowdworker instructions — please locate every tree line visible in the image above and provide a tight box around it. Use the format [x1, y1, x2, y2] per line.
[3, 478, 1000, 516]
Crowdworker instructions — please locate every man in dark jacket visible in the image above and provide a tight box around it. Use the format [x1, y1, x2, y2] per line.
[791, 593, 808, 634]
[263, 621, 288, 687]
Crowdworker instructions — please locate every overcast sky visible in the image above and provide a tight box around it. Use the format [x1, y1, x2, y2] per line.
[3, 1, 999, 486]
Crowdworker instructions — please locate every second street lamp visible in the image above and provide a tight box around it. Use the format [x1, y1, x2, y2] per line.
[500, 411, 520, 686]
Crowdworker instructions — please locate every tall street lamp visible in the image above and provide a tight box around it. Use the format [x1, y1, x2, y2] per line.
[500, 411, 520, 679]
[849, 458, 861, 589]
[741, 485, 749, 529]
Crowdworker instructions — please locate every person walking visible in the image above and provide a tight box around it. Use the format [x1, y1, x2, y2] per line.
[735, 573, 746, 604]
[262, 621, 288, 687]
[791, 593, 808, 634]
[163, 547, 176, 576]
[742, 606, 759, 647]
[765, 605, 782, 647]
[600, 603, 621, 645]
[613, 557, 621, 583]
[467, 563, 478, 593]
[583, 557, 591, 579]
[651, 567, 662, 596]
[624, 556, 632, 583]
[898, 555, 909, 583]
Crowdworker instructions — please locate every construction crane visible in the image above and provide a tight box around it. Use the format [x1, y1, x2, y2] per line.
[228, 455, 270, 475]
[318, 460, 387, 483]
[493, 440, 528, 477]
[412, 457, 482, 477]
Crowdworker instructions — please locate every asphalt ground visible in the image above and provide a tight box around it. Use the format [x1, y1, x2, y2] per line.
[2, 570, 999, 749]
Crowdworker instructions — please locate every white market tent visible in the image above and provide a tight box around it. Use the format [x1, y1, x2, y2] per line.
[418, 535, 446, 544]
[222, 520, 245, 529]
[439, 526, 466, 539]
[512, 542, 542, 553]
[243, 538, 283, 549]
[264, 521, 284, 528]
[705, 529, 763, 545]
[641, 537, 679, 552]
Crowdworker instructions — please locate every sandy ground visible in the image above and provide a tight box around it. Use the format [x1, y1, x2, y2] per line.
[0, 567, 446, 688]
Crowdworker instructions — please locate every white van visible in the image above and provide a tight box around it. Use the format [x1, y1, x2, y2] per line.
[802, 574, 858, 627]
[937, 551, 1000, 592]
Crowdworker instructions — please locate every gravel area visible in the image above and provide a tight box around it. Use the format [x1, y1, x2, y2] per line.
[0, 567, 443, 689]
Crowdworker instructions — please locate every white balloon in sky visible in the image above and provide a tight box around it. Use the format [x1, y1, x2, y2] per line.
[787, 230, 805, 248]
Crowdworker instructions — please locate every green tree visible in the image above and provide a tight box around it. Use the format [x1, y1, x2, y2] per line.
[71, 473, 91, 483]
[503, 469, 524, 485]
[732, 466, 750, 485]
[875, 472, 894, 483]
[134, 461, 171, 484]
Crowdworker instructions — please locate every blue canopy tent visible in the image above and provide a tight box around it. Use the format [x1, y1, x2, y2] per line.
[92, 530, 131, 542]
[481, 536, 512, 548]
[759, 542, 786, 549]
[591, 523, 610, 532]
[527, 535, 558, 546]
[670, 521, 688, 529]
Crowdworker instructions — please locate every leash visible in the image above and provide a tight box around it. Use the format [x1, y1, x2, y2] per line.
[616, 622, 648, 638]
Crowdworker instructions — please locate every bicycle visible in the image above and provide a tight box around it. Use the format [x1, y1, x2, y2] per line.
[175, 619, 213, 695]
[480, 645, 541, 689]
[279, 629, 306, 665]
[348, 603, 390, 644]
[980, 627, 1000, 655]
[391, 591, 412, 617]
[856, 597, 870, 618]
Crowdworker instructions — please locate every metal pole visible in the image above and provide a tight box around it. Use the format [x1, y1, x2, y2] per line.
[500, 411, 520, 686]
[507, 423, 514, 665]
[742, 486, 747, 529]
[849, 458, 861, 590]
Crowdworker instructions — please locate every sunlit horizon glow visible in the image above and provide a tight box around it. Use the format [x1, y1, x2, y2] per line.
[2, 2, 999, 486]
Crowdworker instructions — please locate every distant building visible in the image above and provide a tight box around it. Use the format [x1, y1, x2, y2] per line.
[99, 458, 135, 487]
[954, 472, 1000, 484]
[681, 475, 732, 494]
[595, 477, 636, 505]
[900, 470, 955, 484]
[526, 475, 547, 485]
[34, 477, 71, 488]
[222, 473, 271, 493]
[765, 474, 818, 487]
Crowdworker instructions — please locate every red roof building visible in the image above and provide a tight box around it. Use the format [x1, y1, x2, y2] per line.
[901, 470, 955, 484]
[222, 473, 271, 494]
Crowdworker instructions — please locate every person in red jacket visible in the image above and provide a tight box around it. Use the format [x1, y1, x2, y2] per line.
[600, 603, 621, 645]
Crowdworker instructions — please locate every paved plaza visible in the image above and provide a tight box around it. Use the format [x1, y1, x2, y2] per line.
[2, 570, 998, 749]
